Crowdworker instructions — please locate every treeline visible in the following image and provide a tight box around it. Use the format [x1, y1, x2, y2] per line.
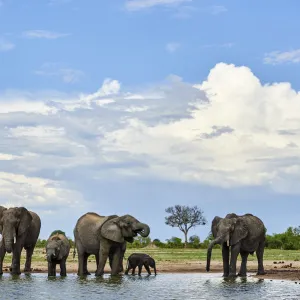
[34, 226, 300, 250]
[265, 226, 300, 250]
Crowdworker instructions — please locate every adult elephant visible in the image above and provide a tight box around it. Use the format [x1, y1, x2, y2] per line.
[0, 207, 41, 275]
[206, 213, 266, 277]
[74, 212, 150, 276]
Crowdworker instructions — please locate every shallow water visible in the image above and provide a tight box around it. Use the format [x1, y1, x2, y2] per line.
[0, 273, 299, 299]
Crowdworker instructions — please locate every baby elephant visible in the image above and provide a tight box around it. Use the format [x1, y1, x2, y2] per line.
[46, 231, 70, 277]
[125, 253, 157, 276]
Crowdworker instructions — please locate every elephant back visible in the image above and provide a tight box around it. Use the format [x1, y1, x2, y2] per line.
[74, 213, 118, 254]
[24, 210, 41, 249]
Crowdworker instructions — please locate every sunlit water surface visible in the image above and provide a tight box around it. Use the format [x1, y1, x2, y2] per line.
[0, 273, 299, 299]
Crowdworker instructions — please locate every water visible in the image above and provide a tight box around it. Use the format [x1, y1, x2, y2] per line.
[0, 273, 299, 299]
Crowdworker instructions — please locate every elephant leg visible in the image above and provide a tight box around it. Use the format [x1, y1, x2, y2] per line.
[24, 247, 34, 272]
[11, 247, 22, 275]
[60, 260, 67, 277]
[138, 264, 143, 276]
[77, 253, 85, 276]
[48, 261, 56, 277]
[83, 253, 91, 275]
[108, 252, 113, 270]
[222, 244, 229, 277]
[256, 241, 266, 275]
[96, 253, 99, 268]
[111, 246, 121, 276]
[229, 243, 240, 277]
[144, 264, 151, 275]
[119, 243, 126, 273]
[95, 242, 109, 277]
[0, 244, 6, 275]
[125, 261, 131, 275]
[238, 251, 249, 277]
[132, 267, 136, 275]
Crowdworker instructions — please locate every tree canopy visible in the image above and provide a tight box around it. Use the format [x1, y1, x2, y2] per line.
[165, 205, 207, 247]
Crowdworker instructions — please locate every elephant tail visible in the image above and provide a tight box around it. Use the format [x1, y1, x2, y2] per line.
[73, 246, 76, 260]
[126, 258, 129, 270]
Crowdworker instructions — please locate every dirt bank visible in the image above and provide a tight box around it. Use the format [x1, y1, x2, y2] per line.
[3, 260, 300, 281]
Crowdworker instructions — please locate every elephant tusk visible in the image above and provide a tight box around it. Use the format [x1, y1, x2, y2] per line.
[0, 234, 2, 242]
[227, 240, 229, 247]
[14, 236, 16, 244]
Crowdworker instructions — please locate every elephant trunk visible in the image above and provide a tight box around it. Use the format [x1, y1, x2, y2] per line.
[3, 228, 16, 253]
[206, 236, 223, 272]
[135, 223, 150, 237]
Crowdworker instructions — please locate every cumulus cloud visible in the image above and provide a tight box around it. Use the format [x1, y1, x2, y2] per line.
[0, 172, 84, 210]
[1, 62, 300, 214]
[264, 49, 300, 65]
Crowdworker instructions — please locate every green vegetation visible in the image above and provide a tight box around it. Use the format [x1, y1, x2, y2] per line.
[165, 205, 207, 247]
[266, 227, 300, 250]
[3, 247, 300, 266]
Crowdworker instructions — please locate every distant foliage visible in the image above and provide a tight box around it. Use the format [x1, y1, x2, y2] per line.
[36, 239, 47, 248]
[189, 235, 201, 248]
[266, 227, 300, 250]
[127, 236, 151, 248]
[165, 205, 207, 247]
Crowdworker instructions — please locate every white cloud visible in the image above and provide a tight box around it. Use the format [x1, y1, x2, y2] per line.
[0, 172, 84, 209]
[0, 38, 15, 51]
[22, 30, 70, 39]
[1, 62, 300, 206]
[264, 49, 300, 65]
[166, 42, 180, 53]
[35, 63, 84, 83]
[125, 0, 191, 11]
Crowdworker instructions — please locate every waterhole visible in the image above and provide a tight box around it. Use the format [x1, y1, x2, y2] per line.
[0, 273, 299, 299]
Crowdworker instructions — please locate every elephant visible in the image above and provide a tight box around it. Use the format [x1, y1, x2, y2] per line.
[206, 213, 266, 278]
[125, 253, 157, 276]
[0, 206, 41, 275]
[74, 212, 150, 276]
[46, 231, 70, 277]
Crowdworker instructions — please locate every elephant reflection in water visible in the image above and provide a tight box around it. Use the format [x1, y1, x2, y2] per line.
[206, 213, 266, 278]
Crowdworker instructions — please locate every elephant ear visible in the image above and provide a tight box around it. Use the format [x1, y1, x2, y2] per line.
[57, 240, 69, 260]
[211, 216, 222, 238]
[16, 207, 33, 236]
[230, 218, 248, 245]
[101, 217, 124, 243]
[0, 206, 7, 234]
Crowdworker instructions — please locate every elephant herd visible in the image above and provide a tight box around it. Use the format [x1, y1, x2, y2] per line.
[0, 205, 266, 278]
[0, 206, 152, 277]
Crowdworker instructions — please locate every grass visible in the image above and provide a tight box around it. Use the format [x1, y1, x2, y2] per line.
[3, 248, 300, 265]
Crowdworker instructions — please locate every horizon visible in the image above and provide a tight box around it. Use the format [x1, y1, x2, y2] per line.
[1, 0, 300, 242]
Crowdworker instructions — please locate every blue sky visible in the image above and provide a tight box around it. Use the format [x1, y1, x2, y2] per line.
[1, 0, 300, 242]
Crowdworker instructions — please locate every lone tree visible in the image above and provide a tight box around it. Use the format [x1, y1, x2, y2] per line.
[165, 205, 207, 248]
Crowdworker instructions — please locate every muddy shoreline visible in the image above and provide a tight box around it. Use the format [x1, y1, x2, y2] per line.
[2, 260, 300, 281]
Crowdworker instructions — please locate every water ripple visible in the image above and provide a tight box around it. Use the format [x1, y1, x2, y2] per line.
[0, 273, 299, 299]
